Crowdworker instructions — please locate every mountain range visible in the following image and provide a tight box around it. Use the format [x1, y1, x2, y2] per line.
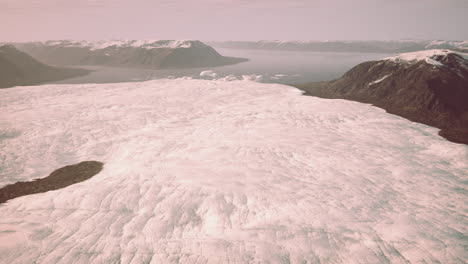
[0, 45, 90, 88]
[209, 40, 468, 53]
[11, 40, 248, 69]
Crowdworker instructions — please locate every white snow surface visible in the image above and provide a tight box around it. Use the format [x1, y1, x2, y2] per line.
[369, 74, 391, 85]
[42, 40, 204, 50]
[200, 70, 218, 78]
[0, 79, 467, 264]
[383, 49, 468, 66]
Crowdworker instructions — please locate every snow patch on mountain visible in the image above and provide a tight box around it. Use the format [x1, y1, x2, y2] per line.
[383, 49, 468, 66]
[425, 40, 468, 49]
[369, 74, 391, 85]
[42, 40, 205, 50]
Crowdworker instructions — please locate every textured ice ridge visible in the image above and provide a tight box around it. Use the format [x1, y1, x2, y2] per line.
[0, 79, 467, 264]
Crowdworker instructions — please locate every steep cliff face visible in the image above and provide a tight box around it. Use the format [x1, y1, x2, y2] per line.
[295, 50, 468, 144]
[13, 40, 247, 69]
[0, 45, 89, 88]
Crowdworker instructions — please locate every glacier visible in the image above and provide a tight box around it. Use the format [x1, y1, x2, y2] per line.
[0, 79, 467, 263]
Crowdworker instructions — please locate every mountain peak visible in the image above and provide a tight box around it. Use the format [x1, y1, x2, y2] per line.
[383, 49, 468, 67]
[295, 50, 468, 144]
[40, 40, 209, 50]
[0, 44, 19, 52]
[0, 46, 89, 88]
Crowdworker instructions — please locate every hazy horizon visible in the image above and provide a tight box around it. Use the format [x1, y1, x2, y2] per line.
[1, 0, 468, 42]
[4, 39, 468, 44]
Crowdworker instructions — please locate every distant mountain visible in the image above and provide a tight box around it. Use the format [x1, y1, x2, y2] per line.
[12, 40, 248, 69]
[209, 40, 468, 53]
[0, 45, 90, 88]
[295, 49, 468, 144]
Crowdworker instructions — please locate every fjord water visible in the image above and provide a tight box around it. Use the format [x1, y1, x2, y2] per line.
[49, 48, 393, 85]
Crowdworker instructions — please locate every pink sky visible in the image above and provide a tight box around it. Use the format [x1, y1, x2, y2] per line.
[1, 0, 467, 41]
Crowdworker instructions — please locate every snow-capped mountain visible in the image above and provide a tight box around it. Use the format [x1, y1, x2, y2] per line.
[424, 40, 468, 51]
[296, 49, 468, 144]
[1, 79, 466, 263]
[11, 40, 247, 69]
[209, 40, 468, 53]
[41, 40, 212, 50]
[0, 45, 89, 88]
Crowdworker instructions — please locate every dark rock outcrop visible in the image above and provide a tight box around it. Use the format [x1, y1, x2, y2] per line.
[295, 50, 468, 144]
[0, 45, 90, 88]
[12, 40, 248, 69]
[0, 161, 104, 204]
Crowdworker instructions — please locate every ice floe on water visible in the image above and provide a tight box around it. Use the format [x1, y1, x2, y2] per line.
[199, 70, 218, 78]
[199, 71, 267, 83]
[0, 79, 467, 263]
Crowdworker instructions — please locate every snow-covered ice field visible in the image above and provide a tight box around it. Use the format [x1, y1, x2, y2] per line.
[0, 79, 467, 263]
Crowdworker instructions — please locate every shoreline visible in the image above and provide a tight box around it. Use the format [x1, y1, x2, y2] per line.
[294, 82, 468, 145]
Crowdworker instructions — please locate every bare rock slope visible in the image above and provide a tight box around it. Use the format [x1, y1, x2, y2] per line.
[295, 50, 468, 144]
[0, 45, 90, 88]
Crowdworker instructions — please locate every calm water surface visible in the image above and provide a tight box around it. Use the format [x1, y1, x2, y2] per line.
[50, 48, 393, 85]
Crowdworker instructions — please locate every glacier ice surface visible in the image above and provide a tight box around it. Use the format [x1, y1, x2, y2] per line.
[0, 79, 467, 264]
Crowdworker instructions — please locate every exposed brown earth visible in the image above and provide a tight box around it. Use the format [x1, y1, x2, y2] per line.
[0, 161, 104, 204]
[294, 52, 468, 145]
